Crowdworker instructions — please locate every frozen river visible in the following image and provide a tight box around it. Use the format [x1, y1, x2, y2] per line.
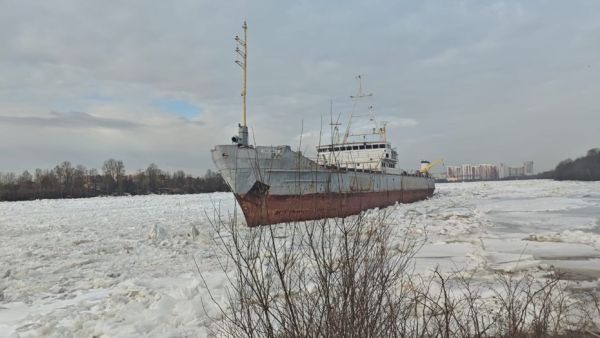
[1, 180, 599, 337]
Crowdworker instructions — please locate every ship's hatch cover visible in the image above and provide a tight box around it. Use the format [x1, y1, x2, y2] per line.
[248, 181, 270, 196]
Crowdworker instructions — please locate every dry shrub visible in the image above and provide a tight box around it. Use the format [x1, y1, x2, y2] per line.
[199, 209, 600, 338]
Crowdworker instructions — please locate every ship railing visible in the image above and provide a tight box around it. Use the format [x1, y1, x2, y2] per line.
[317, 164, 427, 177]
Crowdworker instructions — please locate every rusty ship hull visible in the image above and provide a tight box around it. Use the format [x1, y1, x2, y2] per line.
[211, 144, 435, 227]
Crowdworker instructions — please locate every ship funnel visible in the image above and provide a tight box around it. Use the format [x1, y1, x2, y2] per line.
[420, 160, 431, 172]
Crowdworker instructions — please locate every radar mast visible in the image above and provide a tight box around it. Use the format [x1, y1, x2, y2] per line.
[342, 74, 372, 143]
[234, 21, 249, 146]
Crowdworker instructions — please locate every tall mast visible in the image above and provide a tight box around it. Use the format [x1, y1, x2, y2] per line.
[234, 21, 249, 146]
[342, 74, 372, 143]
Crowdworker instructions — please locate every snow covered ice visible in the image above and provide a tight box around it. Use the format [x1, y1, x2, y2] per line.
[1, 180, 600, 337]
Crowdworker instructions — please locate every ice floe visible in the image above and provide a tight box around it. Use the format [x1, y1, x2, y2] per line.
[1, 180, 599, 336]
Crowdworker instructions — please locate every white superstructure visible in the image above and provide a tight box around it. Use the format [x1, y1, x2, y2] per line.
[316, 141, 398, 171]
[314, 75, 405, 173]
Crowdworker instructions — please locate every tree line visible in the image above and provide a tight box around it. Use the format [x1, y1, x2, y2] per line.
[538, 147, 600, 181]
[0, 159, 229, 202]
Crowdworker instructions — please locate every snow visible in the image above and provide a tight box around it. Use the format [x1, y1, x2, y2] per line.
[1, 180, 600, 337]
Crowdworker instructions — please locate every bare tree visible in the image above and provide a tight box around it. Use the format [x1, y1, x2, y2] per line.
[146, 163, 161, 193]
[1, 172, 17, 184]
[18, 170, 33, 184]
[102, 158, 125, 194]
[102, 158, 125, 181]
[202, 211, 423, 337]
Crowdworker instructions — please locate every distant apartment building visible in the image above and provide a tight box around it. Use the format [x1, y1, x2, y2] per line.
[462, 164, 476, 181]
[447, 166, 462, 182]
[524, 161, 534, 176]
[447, 161, 533, 181]
[479, 164, 499, 180]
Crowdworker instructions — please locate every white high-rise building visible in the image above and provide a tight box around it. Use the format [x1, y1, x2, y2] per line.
[524, 161, 534, 176]
[447, 161, 533, 181]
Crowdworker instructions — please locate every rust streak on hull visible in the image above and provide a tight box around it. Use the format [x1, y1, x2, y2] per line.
[235, 189, 435, 227]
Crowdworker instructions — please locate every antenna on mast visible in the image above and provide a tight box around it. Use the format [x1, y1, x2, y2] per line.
[233, 21, 249, 146]
[343, 74, 372, 143]
[350, 74, 372, 100]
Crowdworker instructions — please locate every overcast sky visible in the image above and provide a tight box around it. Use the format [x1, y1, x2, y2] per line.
[1, 0, 598, 175]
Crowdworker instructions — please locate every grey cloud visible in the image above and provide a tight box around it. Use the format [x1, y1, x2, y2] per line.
[0, 1, 599, 174]
[0, 111, 141, 129]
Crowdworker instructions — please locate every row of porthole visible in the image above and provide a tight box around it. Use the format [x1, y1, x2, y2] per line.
[317, 144, 389, 152]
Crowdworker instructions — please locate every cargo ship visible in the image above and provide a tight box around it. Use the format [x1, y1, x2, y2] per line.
[211, 22, 435, 227]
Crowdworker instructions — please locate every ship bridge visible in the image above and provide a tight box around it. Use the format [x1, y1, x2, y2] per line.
[316, 141, 398, 171]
